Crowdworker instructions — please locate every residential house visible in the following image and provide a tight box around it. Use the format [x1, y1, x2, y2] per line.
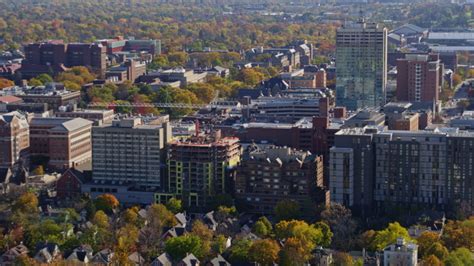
[151, 252, 173, 266]
[208, 254, 230, 266]
[178, 253, 200, 266]
[66, 245, 93, 264]
[34, 243, 61, 264]
[1, 244, 29, 266]
[56, 168, 91, 199]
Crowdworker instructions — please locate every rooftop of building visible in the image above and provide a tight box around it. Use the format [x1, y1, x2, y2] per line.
[170, 130, 239, 147]
[30, 117, 93, 132]
[243, 144, 315, 164]
[0, 111, 29, 127]
[95, 115, 169, 130]
[428, 32, 474, 40]
[0, 95, 22, 103]
[0, 83, 79, 97]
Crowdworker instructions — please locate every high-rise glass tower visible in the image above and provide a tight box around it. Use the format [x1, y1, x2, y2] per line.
[335, 18, 387, 110]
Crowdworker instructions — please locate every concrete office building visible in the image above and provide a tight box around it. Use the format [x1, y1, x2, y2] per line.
[235, 145, 328, 215]
[330, 126, 474, 214]
[56, 108, 115, 125]
[336, 18, 387, 110]
[162, 130, 241, 208]
[92, 116, 171, 188]
[0, 84, 81, 111]
[252, 97, 329, 119]
[0, 112, 29, 169]
[29, 117, 93, 169]
[396, 53, 443, 103]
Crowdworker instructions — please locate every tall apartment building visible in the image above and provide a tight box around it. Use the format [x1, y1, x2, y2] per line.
[336, 18, 387, 110]
[92, 116, 171, 188]
[234, 145, 328, 215]
[29, 117, 93, 169]
[20, 41, 106, 78]
[330, 126, 474, 214]
[0, 112, 29, 169]
[162, 131, 241, 208]
[396, 53, 443, 103]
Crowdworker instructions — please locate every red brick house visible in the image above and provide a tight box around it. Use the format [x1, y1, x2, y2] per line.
[56, 168, 91, 199]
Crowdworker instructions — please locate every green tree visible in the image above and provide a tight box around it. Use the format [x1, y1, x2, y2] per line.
[370, 222, 413, 251]
[444, 248, 474, 266]
[314, 221, 333, 247]
[228, 239, 252, 264]
[166, 198, 183, 214]
[165, 235, 204, 260]
[248, 239, 280, 266]
[36, 73, 53, 84]
[274, 199, 301, 221]
[252, 220, 269, 237]
[211, 235, 227, 255]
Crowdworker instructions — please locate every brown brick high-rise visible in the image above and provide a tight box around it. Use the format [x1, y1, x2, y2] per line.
[396, 53, 443, 103]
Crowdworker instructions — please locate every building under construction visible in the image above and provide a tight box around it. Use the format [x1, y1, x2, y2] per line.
[160, 129, 241, 208]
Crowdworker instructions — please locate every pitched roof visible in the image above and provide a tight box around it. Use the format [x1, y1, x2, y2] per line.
[209, 254, 230, 266]
[61, 168, 91, 184]
[50, 118, 93, 132]
[179, 253, 200, 266]
[128, 252, 145, 264]
[153, 252, 172, 266]
[0, 95, 22, 104]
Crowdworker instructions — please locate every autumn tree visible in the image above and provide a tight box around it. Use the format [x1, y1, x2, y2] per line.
[113, 224, 139, 265]
[441, 218, 474, 251]
[94, 194, 119, 214]
[190, 220, 213, 259]
[236, 68, 266, 86]
[139, 204, 176, 259]
[417, 231, 441, 258]
[332, 252, 353, 266]
[32, 165, 45, 176]
[248, 239, 280, 266]
[421, 255, 443, 266]
[0, 78, 14, 89]
[11, 192, 39, 227]
[167, 52, 188, 66]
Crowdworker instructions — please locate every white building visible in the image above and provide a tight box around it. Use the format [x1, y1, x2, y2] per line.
[383, 238, 418, 266]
